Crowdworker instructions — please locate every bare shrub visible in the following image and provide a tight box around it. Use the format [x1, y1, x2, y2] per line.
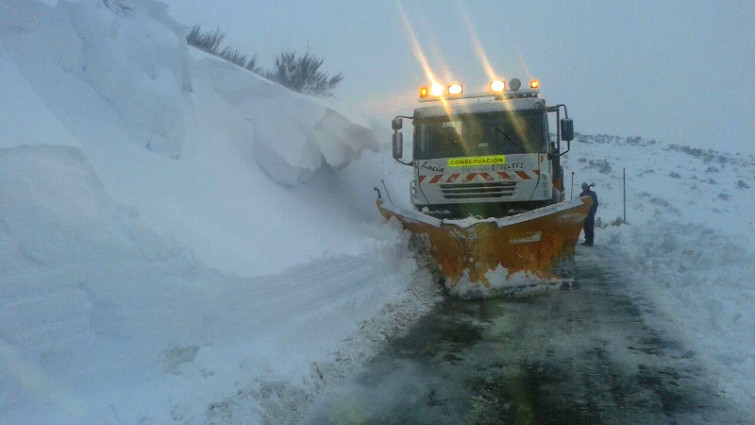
[245, 54, 261, 74]
[265, 50, 344, 96]
[186, 25, 224, 54]
[219, 47, 247, 67]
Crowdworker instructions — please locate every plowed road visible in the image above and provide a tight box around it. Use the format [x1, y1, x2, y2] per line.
[302, 249, 746, 425]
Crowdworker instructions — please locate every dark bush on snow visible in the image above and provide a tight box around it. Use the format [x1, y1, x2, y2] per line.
[186, 27, 342, 96]
[265, 50, 344, 96]
[186, 25, 261, 73]
[186, 25, 225, 55]
[219, 47, 248, 68]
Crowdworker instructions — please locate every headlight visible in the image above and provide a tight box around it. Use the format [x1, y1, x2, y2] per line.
[448, 84, 463, 95]
[430, 82, 444, 96]
[490, 79, 505, 93]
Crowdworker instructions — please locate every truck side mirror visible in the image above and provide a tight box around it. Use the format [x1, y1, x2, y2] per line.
[560, 118, 574, 142]
[392, 132, 403, 159]
[392, 118, 403, 131]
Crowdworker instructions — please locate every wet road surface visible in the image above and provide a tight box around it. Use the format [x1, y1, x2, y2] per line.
[301, 250, 747, 424]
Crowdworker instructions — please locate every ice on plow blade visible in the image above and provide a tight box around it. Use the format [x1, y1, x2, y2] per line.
[377, 197, 593, 299]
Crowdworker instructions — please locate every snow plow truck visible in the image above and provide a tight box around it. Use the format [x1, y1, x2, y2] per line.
[377, 78, 593, 298]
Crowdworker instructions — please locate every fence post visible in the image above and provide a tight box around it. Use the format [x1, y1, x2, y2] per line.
[570, 172, 574, 199]
[623, 167, 627, 223]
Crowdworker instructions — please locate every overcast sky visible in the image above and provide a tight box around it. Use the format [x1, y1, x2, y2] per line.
[161, 0, 755, 156]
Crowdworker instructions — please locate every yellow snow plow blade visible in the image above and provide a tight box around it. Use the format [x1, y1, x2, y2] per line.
[377, 197, 593, 295]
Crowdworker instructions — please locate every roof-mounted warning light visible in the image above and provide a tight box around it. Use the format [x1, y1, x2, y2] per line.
[420, 77, 539, 102]
[419, 83, 446, 99]
[430, 82, 444, 97]
[419, 82, 462, 100]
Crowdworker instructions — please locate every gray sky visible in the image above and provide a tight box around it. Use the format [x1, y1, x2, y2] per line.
[163, 0, 755, 156]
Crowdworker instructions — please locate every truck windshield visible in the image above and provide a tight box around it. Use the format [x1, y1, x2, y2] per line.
[414, 110, 545, 160]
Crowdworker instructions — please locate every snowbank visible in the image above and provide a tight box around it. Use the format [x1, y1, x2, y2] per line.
[1, 0, 376, 176]
[0, 144, 420, 423]
[1, 0, 382, 277]
[206, 58, 377, 185]
[1, 1, 405, 424]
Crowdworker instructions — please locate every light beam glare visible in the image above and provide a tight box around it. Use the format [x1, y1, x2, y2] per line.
[456, 1, 530, 150]
[507, 43, 536, 144]
[513, 42, 534, 81]
[396, 2, 467, 154]
[457, 1, 499, 86]
[397, 2, 437, 86]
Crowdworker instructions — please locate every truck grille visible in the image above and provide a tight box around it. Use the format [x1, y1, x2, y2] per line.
[440, 182, 517, 199]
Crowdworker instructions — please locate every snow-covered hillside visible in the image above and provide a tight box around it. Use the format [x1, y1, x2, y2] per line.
[1, 1, 753, 424]
[562, 134, 755, 413]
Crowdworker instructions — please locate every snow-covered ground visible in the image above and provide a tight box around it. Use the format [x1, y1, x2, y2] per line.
[562, 134, 755, 413]
[1, 1, 753, 424]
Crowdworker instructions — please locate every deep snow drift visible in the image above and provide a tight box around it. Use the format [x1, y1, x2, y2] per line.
[1, 1, 423, 424]
[1, 1, 753, 424]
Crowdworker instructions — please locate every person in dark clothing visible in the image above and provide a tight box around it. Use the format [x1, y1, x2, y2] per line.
[580, 182, 598, 246]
